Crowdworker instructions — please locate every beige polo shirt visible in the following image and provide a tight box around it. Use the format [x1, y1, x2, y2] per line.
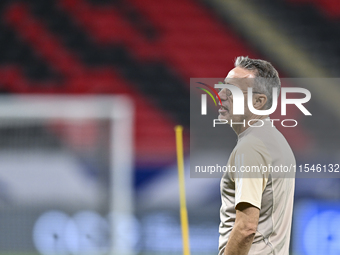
[219, 119, 295, 255]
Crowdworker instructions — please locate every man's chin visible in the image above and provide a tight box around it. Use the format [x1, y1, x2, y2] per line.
[218, 114, 230, 122]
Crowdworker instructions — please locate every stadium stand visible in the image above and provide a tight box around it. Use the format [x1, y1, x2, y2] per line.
[0, 0, 251, 164]
[0, 0, 318, 163]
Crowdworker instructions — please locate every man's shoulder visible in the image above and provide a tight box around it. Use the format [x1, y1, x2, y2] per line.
[238, 124, 292, 153]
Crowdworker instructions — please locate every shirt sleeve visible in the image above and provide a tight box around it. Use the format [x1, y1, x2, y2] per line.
[233, 135, 271, 210]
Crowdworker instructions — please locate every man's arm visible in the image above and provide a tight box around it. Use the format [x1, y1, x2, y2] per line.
[224, 202, 260, 255]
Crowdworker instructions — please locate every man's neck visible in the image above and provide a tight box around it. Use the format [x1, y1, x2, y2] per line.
[232, 115, 269, 136]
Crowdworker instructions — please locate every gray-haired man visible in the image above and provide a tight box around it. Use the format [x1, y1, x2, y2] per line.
[218, 57, 295, 255]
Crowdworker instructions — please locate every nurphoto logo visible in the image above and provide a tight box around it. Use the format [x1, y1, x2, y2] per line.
[197, 81, 312, 127]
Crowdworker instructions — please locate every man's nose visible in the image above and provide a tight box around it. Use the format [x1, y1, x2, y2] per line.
[218, 91, 227, 102]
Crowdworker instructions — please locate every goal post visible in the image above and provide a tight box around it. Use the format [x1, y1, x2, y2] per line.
[110, 97, 135, 255]
[0, 95, 135, 255]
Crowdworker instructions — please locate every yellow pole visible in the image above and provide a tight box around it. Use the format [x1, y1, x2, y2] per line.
[175, 125, 190, 255]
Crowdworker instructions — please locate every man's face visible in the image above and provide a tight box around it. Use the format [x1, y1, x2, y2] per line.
[218, 67, 255, 123]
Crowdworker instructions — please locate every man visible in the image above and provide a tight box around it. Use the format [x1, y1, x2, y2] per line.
[218, 56, 295, 255]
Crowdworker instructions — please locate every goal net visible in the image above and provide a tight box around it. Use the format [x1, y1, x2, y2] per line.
[0, 95, 135, 255]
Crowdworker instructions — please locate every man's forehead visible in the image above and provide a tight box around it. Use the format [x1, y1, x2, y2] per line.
[224, 67, 255, 85]
[225, 67, 254, 78]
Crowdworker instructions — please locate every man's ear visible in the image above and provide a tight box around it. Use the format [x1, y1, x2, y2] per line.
[253, 94, 267, 110]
